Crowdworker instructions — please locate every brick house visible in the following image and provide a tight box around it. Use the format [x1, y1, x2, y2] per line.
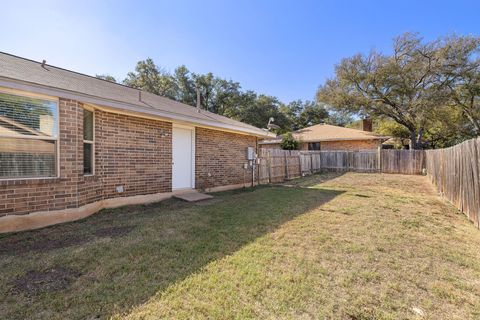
[0, 53, 273, 232]
[259, 122, 388, 151]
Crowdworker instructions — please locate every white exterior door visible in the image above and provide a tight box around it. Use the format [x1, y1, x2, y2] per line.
[172, 126, 194, 189]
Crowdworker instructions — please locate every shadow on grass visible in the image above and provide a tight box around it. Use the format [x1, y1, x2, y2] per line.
[0, 184, 343, 319]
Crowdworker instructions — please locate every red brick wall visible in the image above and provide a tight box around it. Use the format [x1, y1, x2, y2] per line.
[92, 110, 171, 200]
[195, 127, 256, 190]
[259, 140, 380, 151]
[1, 96, 259, 217]
[0, 98, 172, 216]
[317, 140, 380, 151]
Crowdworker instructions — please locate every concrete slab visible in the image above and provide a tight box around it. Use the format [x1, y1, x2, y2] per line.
[173, 191, 213, 202]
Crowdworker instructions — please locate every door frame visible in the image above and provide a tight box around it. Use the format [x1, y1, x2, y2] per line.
[172, 123, 196, 190]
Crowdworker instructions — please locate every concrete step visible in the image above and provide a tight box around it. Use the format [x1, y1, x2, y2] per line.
[173, 191, 213, 202]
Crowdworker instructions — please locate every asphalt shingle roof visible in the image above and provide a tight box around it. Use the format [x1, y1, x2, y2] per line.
[260, 123, 389, 144]
[0, 52, 271, 137]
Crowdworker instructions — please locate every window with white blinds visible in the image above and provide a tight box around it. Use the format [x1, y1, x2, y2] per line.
[0, 91, 58, 179]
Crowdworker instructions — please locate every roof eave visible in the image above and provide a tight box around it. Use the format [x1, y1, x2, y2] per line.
[259, 137, 390, 144]
[299, 137, 389, 142]
[0, 77, 275, 138]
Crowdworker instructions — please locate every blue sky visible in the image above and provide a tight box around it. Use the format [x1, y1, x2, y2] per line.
[1, 0, 479, 103]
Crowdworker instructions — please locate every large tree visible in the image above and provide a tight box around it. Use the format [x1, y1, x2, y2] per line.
[120, 58, 338, 133]
[280, 100, 329, 130]
[233, 93, 290, 132]
[123, 58, 164, 95]
[438, 35, 480, 134]
[120, 58, 300, 132]
[317, 33, 452, 149]
[173, 65, 196, 104]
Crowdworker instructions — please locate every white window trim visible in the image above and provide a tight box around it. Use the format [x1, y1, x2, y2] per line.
[83, 105, 95, 176]
[0, 87, 60, 180]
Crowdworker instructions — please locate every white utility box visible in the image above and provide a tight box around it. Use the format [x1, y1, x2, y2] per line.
[246, 147, 256, 160]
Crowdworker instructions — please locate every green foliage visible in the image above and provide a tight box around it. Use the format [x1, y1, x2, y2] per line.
[233, 94, 291, 133]
[324, 110, 353, 127]
[375, 119, 410, 139]
[120, 59, 334, 132]
[281, 100, 329, 130]
[95, 74, 117, 83]
[423, 105, 477, 148]
[123, 58, 166, 96]
[280, 132, 299, 150]
[317, 33, 480, 149]
[438, 35, 480, 135]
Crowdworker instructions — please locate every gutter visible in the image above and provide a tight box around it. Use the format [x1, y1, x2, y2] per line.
[259, 136, 390, 144]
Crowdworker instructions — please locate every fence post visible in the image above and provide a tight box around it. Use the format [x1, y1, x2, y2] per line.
[267, 156, 272, 184]
[377, 146, 382, 173]
[298, 153, 302, 176]
[285, 152, 289, 180]
[348, 151, 352, 171]
[310, 152, 314, 173]
[319, 151, 322, 172]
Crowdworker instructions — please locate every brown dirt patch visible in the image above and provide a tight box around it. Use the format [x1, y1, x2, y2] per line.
[0, 234, 89, 256]
[0, 225, 135, 256]
[10, 267, 81, 297]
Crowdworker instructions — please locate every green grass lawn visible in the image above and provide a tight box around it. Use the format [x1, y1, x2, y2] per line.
[1, 173, 480, 319]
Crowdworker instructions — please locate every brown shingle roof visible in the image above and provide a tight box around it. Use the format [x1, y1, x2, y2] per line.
[260, 123, 389, 144]
[0, 52, 273, 137]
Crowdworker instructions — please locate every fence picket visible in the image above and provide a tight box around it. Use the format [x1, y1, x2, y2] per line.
[425, 137, 480, 229]
[258, 149, 426, 181]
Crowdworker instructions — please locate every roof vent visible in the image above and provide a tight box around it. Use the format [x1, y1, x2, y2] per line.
[41, 60, 46, 68]
[267, 117, 280, 131]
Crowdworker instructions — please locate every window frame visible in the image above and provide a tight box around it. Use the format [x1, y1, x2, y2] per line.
[0, 87, 60, 181]
[83, 105, 95, 176]
[308, 142, 321, 151]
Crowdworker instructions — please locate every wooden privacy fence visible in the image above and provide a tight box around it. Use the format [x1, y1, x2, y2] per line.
[258, 149, 302, 183]
[380, 150, 426, 174]
[425, 138, 480, 228]
[319, 150, 379, 172]
[257, 148, 426, 184]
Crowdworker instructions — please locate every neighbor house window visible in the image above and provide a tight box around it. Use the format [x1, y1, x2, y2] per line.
[83, 109, 94, 175]
[0, 90, 58, 179]
[308, 142, 321, 150]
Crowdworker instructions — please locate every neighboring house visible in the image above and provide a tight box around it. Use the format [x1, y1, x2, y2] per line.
[260, 121, 388, 151]
[0, 52, 273, 232]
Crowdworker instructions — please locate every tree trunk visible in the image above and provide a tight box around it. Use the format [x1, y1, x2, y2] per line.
[409, 130, 424, 150]
[464, 109, 480, 135]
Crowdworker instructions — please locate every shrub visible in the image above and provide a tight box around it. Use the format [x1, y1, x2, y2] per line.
[280, 132, 299, 150]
